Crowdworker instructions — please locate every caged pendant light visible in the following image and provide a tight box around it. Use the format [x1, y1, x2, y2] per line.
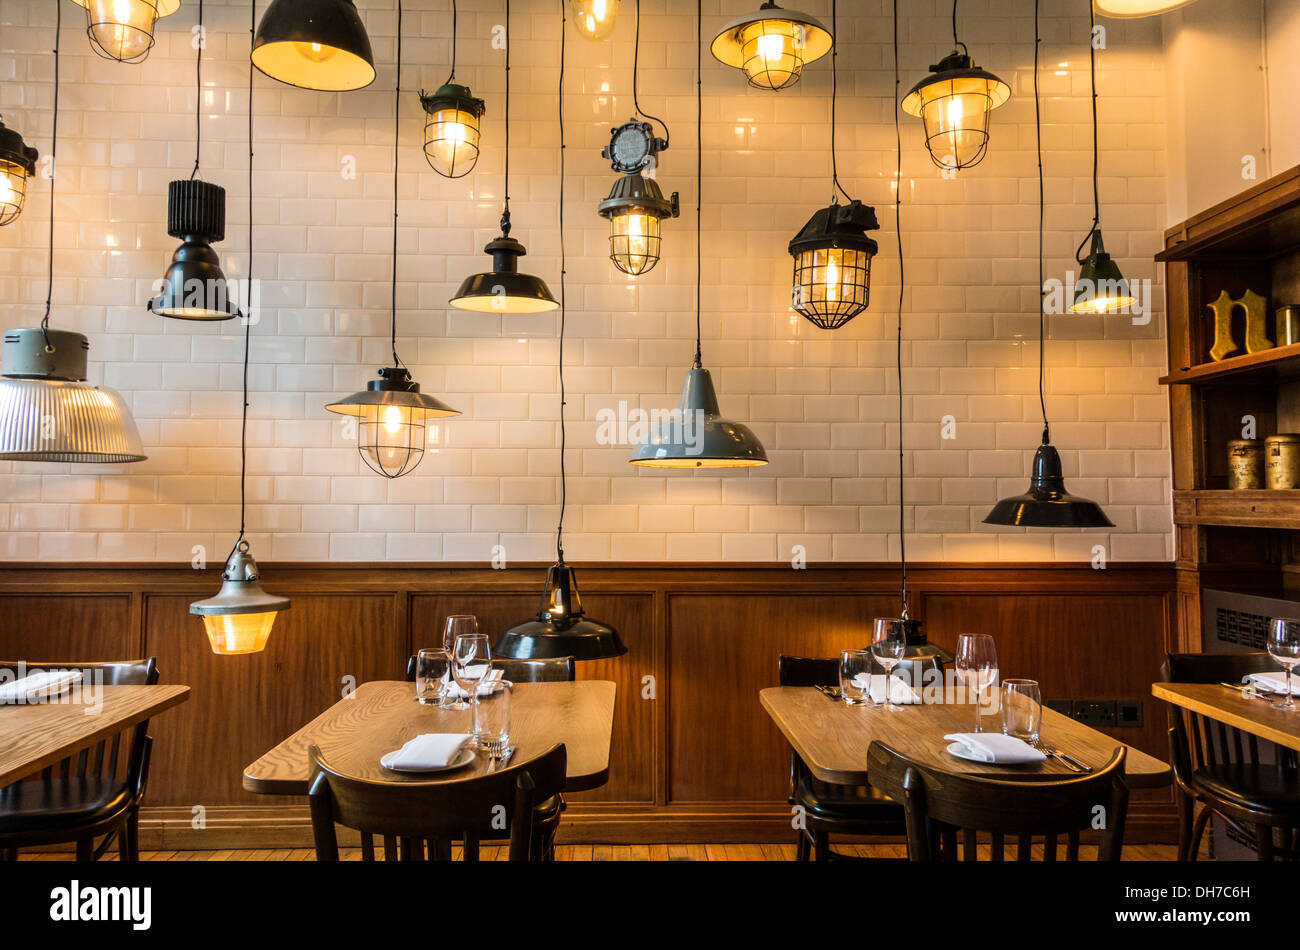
[571, 0, 618, 41]
[985, 0, 1112, 530]
[71, 0, 181, 64]
[450, 0, 558, 314]
[327, 0, 461, 479]
[901, 0, 1010, 171]
[420, 0, 485, 179]
[0, 116, 38, 228]
[630, 0, 766, 470]
[497, 1, 625, 663]
[251, 0, 376, 92]
[711, 0, 832, 91]
[788, 0, 879, 331]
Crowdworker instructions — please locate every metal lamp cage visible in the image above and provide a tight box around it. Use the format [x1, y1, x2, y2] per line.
[356, 402, 427, 479]
[420, 84, 485, 179]
[608, 209, 663, 275]
[0, 155, 34, 228]
[902, 54, 1010, 172]
[738, 18, 808, 90]
[76, 0, 178, 64]
[792, 246, 873, 330]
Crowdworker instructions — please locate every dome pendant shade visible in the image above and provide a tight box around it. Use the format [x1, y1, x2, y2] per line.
[252, 0, 376, 92]
[788, 198, 880, 330]
[630, 367, 768, 468]
[420, 83, 485, 179]
[711, 1, 833, 90]
[901, 50, 1010, 171]
[450, 235, 558, 313]
[571, 0, 619, 41]
[598, 174, 680, 276]
[495, 563, 628, 661]
[1071, 230, 1135, 314]
[1094, 0, 1197, 16]
[325, 366, 461, 479]
[71, 0, 181, 64]
[149, 180, 239, 321]
[983, 441, 1113, 528]
[0, 328, 147, 464]
[190, 541, 291, 655]
[0, 117, 38, 227]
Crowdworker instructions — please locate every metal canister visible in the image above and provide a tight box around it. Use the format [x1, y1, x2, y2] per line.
[1265, 434, 1300, 489]
[1277, 306, 1300, 347]
[1228, 439, 1265, 490]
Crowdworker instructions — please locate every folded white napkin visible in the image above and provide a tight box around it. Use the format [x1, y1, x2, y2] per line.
[944, 732, 1047, 764]
[443, 666, 503, 699]
[1244, 672, 1300, 695]
[385, 733, 474, 770]
[0, 670, 83, 703]
[852, 673, 920, 705]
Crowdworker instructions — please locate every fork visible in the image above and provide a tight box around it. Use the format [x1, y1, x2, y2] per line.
[1034, 741, 1091, 773]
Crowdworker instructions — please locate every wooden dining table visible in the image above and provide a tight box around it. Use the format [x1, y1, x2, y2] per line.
[760, 687, 1171, 788]
[0, 685, 190, 787]
[1152, 681, 1300, 752]
[244, 680, 617, 795]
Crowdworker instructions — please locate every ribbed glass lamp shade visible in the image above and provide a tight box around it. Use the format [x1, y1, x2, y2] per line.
[495, 564, 627, 661]
[983, 441, 1113, 528]
[149, 181, 239, 321]
[1094, 0, 1196, 15]
[598, 174, 678, 276]
[630, 367, 768, 469]
[901, 51, 1010, 171]
[711, 2, 832, 90]
[1071, 230, 1135, 314]
[71, 0, 180, 64]
[0, 328, 146, 464]
[450, 236, 558, 313]
[571, 0, 619, 40]
[788, 199, 879, 330]
[0, 118, 38, 228]
[252, 0, 376, 92]
[420, 84, 485, 179]
[190, 541, 290, 656]
[325, 367, 461, 479]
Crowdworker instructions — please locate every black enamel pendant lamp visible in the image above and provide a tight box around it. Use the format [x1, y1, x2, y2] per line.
[496, 3, 625, 664]
[450, 0, 557, 314]
[630, 0, 766, 470]
[252, 0, 376, 91]
[711, 1, 832, 91]
[327, 0, 460, 479]
[985, 1, 1112, 529]
[71, 0, 181, 64]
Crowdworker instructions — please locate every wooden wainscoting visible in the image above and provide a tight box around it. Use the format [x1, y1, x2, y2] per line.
[0, 561, 1177, 848]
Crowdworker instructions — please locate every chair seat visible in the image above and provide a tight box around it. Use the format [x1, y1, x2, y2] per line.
[1191, 764, 1300, 817]
[795, 775, 903, 823]
[0, 778, 133, 836]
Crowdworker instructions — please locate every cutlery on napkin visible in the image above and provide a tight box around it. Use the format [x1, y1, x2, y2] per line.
[944, 732, 1047, 764]
[384, 733, 474, 770]
[1243, 672, 1300, 696]
[0, 670, 83, 704]
[851, 673, 920, 705]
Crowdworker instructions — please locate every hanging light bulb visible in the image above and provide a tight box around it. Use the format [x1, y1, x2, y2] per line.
[420, 83, 484, 179]
[148, 181, 239, 320]
[71, 0, 180, 64]
[1095, 0, 1197, 15]
[711, 1, 832, 91]
[901, 46, 1010, 171]
[599, 173, 679, 275]
[788, 198, 879, 331]
[630, 366, 768, 468]
[252, 0, 376, 91]
[190, 542, 290, 655]
[326, 366, 460, 478]
[571, 0, 619, 41]
[0, 117, 38, 228]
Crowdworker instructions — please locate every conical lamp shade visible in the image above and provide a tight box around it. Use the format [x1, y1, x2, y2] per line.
[630, 367, 767, 468]
[495, 564, 627, 661]
[1071, 229, 1134, 314]
[983, 441, 1113, 528]
[251, 0, 376, 92]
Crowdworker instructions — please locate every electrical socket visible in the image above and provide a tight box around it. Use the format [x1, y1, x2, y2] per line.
[1072, 700, 1117, 727]
[1116, 700, 1143, 728]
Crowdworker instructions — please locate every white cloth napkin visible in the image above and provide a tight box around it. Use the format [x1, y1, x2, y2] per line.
[944, 732, 1046, 764]
[851, 673, 920, 705]
[0, 670, 83, 703]
[443, 666, 503, 699]
[1244, 672, 1300, 695]
[385, 733, 474, 770]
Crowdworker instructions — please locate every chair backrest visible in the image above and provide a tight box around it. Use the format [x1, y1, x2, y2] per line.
[307, 742, 567, 862]
[778, 653, 943, 688]
[0, 659, 158, 794]
[404, 655, 576, 683]
[867, 741, 1129, 861]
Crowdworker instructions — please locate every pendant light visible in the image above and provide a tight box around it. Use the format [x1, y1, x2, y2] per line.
[788, 0, 878, 331]
[0, 4, 146, 466]
[571, 0, 618, 41]
[190, 0, 288, 656]
[420, 0, 484, 179]
[450, 0, 557, 314]
[0, 116, 38, 227]
[70, 0, 180, 64]
[630, 0, 766, 470]
[984, 0, 1112, 530]
[251, 0, 376, 92]
[1095, 0, 1197, 15]
[1070, 2, 1134, 315]
[711, 1, 831, 91]
[327, 0, 461, 479]
[498, 10, 625, 662]
[596, 0, 679, 277]
[148, 0, 238, 322]
[901, 0, 1010, 171]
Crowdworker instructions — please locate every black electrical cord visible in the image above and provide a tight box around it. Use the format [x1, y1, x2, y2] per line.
[556, 0, 567, 564]
[231, 0, 257, 563]
[502, 0, 512, 235]
[1075, 0, 1101, 266]
[632, 0, 669, 146]
[191, 0, 203, 180]
[828, 0, 850, 204]
[951, 0, 968, 56]
[1036, 0, 1049, 443]
[445, 0, 458, 85]
[893, 0, 907, 620]
[693, 0, 702, 369]
[391, 0, 404, 369]
[40, 0, 60, 342]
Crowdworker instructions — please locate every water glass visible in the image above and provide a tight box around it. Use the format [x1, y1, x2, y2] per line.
[839, 649, 873, 705]
[442, 616, 480, 710]
[1001, 679, 1042, 744]
[1268, 618, 1300, 711]
[474, 679, 514, 758]
[414, 648, 450, 706]
[955, 633, 999, 732]
[871, 618, 907, 710]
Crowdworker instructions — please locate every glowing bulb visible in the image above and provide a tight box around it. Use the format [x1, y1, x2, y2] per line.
[824, 253, 839, 302]
[572, 0, 619, 41]
[0, 174, 15, 207]
[383, 405, 404, 434]
[113, 0, 130, 22]
[294, 41, 337, 64]
[756, 33, 785, 63]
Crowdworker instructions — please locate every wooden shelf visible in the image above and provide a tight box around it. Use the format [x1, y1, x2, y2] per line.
[1173, 489, 1300, 529]
[1160, 342, 1300, 387]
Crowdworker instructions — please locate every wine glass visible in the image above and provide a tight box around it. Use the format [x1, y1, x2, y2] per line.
[1267, 618, 1300, 711]
[871, 618, 907, 710]
[451, 633, 492, 720]
[442, 616, 479, 710]
[955, 633, 998, 732]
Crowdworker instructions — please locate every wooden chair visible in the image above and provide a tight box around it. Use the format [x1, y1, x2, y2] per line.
[866, 740, 1130, 861]
[1160, 652, 1300, 861]
[778, 653, 943, 861]
[307, 742, 567, 861]
[0, 659, 158, 862]
[404, 654, 576, 684]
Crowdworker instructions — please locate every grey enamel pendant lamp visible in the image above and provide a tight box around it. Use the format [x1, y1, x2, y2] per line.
[496, 3, 625, 663]
[630, 0, 767, 470]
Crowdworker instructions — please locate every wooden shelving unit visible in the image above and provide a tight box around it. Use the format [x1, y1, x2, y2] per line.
[1161, 165, 1300, 650]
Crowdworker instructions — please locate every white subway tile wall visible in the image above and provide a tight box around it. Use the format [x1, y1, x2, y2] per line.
[0, 0, 1171, 564]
